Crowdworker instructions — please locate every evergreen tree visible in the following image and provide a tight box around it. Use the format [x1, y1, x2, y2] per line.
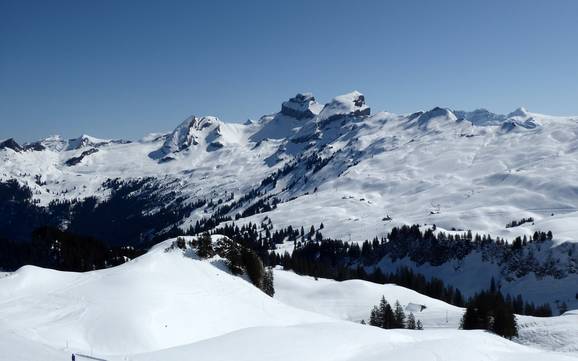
[406, 312, 416, 329]
[242, 248, 265, 289]
[379, 297, 395, 329]
[461, 290, 518, 338]
[196, 232, 214, 258]
[393, 300, 406, 328]
[416, 320, 423, 330]
[262, 267, 275, 297]
[491, 303, 518, 339]
[369, 306, 381, 327]
[453, 289, 465, 307]
[309, 225, 315, 240]
[461, 304, 479, 330]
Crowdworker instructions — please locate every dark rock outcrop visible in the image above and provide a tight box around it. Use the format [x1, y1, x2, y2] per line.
[0, 138, 23, 152]
[280, 93, 319, 120]
[65, 148, 99, 166]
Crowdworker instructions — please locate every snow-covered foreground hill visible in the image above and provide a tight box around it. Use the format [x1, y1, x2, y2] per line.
[0, 236, 576, 360]
[274, 268, 578, 357]
[0, 236, 328, 356]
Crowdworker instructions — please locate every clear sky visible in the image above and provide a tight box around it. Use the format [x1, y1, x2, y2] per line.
[2, 0, 578, 143]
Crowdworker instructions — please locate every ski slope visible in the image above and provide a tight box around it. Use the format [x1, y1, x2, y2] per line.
[0, 236, 577, 360]
[0, 236, 329, 357]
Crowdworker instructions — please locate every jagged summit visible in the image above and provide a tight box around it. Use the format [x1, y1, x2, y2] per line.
[157, 116, 220, 155]
[318, 91, 370, 122]
[280, 93, 322, 120]
[0, 138, 23, 152]
[67, 134, 110, 150]
[149, 115, 241, 161]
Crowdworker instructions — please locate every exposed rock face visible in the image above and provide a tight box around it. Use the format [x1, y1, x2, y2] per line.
[23, 142, 46, 151]
[0, 138, 23, 152]
[280, 93, 321, 120]
[500, 107, 539, 132]
[150, 116, 225, 160]
[163, 116, 215, 152]
[501, 119, 538, 132]
[65, 148, 99, 166]
[66, 135, 130, 151]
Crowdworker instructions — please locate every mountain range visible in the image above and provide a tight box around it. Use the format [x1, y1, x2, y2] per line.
[2, 91, 578, 311]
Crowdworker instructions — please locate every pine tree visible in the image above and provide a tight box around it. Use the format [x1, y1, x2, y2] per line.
[406, 312, 416, 329]
[242, 248, 265, 289]
[360, 319, 366, 325]
[491, 304, 518, 339]
[309, 225, 315, 240]
[369, 306, 381, 326]
[416, 320, 423, 330]
[460, 305, 479, 330]
[262, 267, 275, 297]
[393, 300, 406, 328]
[176, 237, 186, 250]
[379, 297, 395, 329]
[196, 232, 214, 258]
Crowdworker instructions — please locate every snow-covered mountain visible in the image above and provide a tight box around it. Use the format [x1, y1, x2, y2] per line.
[1, 235, 575, 360]
[2, 91, 578, 310]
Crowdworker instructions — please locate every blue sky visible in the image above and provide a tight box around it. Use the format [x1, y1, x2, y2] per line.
[2, 0, 578, 142]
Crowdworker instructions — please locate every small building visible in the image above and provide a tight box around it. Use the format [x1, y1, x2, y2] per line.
[405, 302, 427, 313]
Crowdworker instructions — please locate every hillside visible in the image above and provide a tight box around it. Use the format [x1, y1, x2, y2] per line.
[0, 236, 328, 356]
[0, 236, 576, 361]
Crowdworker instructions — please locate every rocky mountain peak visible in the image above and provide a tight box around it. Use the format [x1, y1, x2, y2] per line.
[280, 93, 322, 120]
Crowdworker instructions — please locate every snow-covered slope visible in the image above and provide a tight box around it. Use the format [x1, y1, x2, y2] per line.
[0, 236, 328, 356]
[131, 323, 575, 361]
[274, 269, 578, 356]
[274, 269, 464, 327]
[0, 236, 575, 361]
